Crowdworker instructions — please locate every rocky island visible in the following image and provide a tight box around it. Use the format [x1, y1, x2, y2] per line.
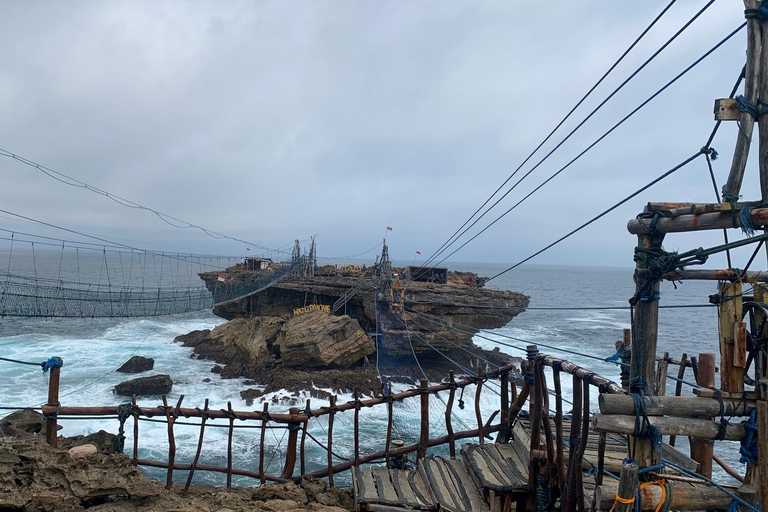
[170, 262, 530, 402]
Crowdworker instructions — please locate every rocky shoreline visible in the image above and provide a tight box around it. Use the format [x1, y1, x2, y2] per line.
[0, 410, 354, 512]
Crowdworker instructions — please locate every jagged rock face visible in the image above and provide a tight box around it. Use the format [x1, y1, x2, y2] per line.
[0, 438, 162, 510]
[275, 311, 374, 368]
[116, 355, 154, 374]
[113, 375, 173, 396]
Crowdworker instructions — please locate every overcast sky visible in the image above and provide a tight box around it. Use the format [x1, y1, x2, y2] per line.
[0, 1, 762, 270]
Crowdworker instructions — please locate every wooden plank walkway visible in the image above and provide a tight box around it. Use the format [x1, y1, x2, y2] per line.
[353, 466, 436, 511]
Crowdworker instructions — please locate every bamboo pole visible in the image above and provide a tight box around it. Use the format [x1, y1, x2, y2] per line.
[662, 269, 768, 283]
[184, 398, 209, 493]
[45, 358, 61, 448]
[445, 372, 456, 458]
[418, 379, 429, 459]
[527, 352, 542, 512]
[564, 373, 582, 512]
[537, 365, 557, 493]
[655, 352, 669, 396]
[137, 458, 286, 484]
[384, 383, 393, 466]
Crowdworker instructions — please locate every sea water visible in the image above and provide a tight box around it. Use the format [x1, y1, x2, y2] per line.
[0, 261, 741, 486]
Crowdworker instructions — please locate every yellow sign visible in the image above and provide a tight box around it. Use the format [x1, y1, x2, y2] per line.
[293, 304, 331, 316]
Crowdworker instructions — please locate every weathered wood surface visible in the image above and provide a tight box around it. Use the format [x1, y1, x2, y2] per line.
[661, 269, 768, 283]
[45, 360, 61, 448]
[598, 394, 754, 417]
[352, 467, 437, 511]
[539, 355, 623, 394]
[596, 481, 733, 511]
[460, 443, 529, 493]
[721, 283, 745, 393]
[714, 97, 741, 121]
[592, 413, 746, 440]
[419, 456, 488, 512]
[627, 208, 768, 235]
[691, 353, 719, 479]
[647, 201, 762, 217]
[612, 463, 638, 512]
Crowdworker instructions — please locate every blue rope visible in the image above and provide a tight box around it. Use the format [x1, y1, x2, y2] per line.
[42, 357, 63, 373]
[741, 206, 756, 236]
[0, 355, 63, 372]
[606, 346, 631, 363]
[740, 409, 759, 465]
[736, 95, 761, 119]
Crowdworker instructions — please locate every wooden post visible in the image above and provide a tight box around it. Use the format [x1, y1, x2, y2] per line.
[689, 353, 716, 478]
[758, 401, 768, 512]
[282, 407, 300, 480]
[564, 374, 582, 512]
[418, 379, 429, 460]
[630, 234, 663, 466]
[596, 432, 607, 486]
[668, 353, 688, 447]
[527, 349, 542, 512]
[754, 285, 768, 387]
[613, 462, 638, 512]
[259, 402, 268, 485]
[537, 365, 557, 493]
[327, 396, 336, 486]
[384, 383, 394, 466]
[353, 387, 360, 466]
[225, 400, 234, 490]
[184, 398, 209, 493]
[475, 366, 485, 444]
[720, 282, 745, 393]
[553, 365, 566, 496]
[445, 373, 456, 458]
[620, 329, 631, 392]
[655, 352, 669, 396]
[723, 0, 761, 197]
[499, 369, 510, 443]
[737, 484, 759, 512]
[162, 395, 182, 490]
[300, 399, 309, 475]
[131, 394, 138, 467]
[44, 357, 62, 448]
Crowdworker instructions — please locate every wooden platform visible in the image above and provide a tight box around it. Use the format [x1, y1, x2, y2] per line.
[353, 466, 436, 511]
[460, 444, 529, 494]
[419, 456, 489, 512]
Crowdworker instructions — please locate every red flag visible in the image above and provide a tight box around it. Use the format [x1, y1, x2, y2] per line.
[386, 226, 393, 231]
[416, 251, 421, 255]
[217, 274, 227, 282]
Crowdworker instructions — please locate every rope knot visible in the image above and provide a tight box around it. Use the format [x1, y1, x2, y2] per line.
[42, 357, 63, 373]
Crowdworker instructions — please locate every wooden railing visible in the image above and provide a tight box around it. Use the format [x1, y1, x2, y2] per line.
[38, 347, 624, 494]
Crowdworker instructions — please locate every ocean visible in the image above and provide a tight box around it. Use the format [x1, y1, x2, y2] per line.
[0, 260, 740, 487]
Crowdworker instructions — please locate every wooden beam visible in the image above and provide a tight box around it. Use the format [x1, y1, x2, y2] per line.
[596, 481, 733, 511]
[592, 413, 746, 440]
[720, 283, 745, 393]
[661, 269, 768, 283]
[723, 0, 761, 198]
[690, 353, 717, 479]
[646, 201, 761, 217]
[598, 394, 754, 417]
[627, 208, 768, 235]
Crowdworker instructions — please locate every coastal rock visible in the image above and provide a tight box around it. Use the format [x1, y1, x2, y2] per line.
[68, 444, 97, 459]
[113, 375, 173, 396]
[300, 475, 328, 500]
[0, 409, 57, 437]
[252, 482, 307, 504]
[174, 328, 211, 347]
[276, 312, 373, 369]
[240, 388, 263, 406]
[116, 355, 154, 374]
[58, 430, 117, 454]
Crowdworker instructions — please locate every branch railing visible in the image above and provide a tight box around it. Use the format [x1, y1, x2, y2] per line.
[37, 347, 624, 494]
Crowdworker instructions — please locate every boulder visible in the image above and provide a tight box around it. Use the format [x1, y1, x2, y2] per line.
[68, 444, 97, 459]
[58, 430, 116, 454]
[240, 388, 263, 406]
[192, 317, 284, 373]
[276, 312, 374, 369]
[173, 329, 211, 347]
[116, 355, 154, 374]
[301, 475, 328, 500]
[0, 409, 56, 437]
[113, 375, 172, 396]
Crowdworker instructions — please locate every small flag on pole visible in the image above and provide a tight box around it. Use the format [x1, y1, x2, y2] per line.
[217, 274, 227, 282]
[416, 251, 421, 255]
[386, 226, 393, 231]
